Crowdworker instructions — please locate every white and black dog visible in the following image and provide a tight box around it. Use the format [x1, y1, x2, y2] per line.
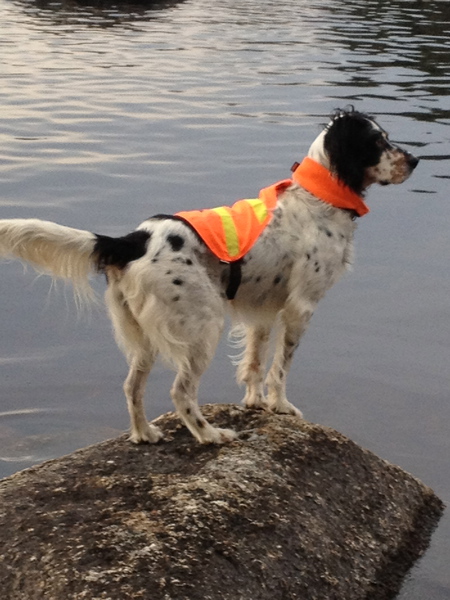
[0, 108, 418, 444]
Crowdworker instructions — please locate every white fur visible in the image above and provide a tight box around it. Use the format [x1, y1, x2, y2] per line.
[308, 130, 330, 168]
[0, 219, 96, 302]
[0, 116, 417, 444]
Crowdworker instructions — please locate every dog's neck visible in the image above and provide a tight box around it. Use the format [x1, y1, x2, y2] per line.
[291, 157, 370, 217]
[307, 123, 370, 216]
[307, 130, 330, 170]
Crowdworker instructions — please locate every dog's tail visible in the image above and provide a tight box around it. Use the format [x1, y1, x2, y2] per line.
[0, 218, 153, 301]
[0, 218, 98, 299]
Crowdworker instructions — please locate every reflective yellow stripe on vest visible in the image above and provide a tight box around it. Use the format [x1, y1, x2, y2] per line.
[211, 206, 241, 259]
[175, 183, 289, 262]
[210, 198, 267, 259]
[246, 198, 269, 224]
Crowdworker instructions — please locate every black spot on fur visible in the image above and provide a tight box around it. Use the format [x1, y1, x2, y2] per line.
[325, 229, 333, 237]
[196, 419, 205, 429]
[172, 296, 180, 302]
[255, 276, 261, 283]
[147, 214, 177, 221]
[144, 214, 208, 251]
[286, 341, 299, 356]
[167, 234, 185, 251]
[173, 278, 183, 286]
[306, 253, 311, 260]
[93, 231, 151, 271]
[273, 275, 282, 285]
[186, 259, 193, 266]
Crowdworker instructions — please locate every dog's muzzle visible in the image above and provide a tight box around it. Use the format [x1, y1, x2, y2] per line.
[394, 145, 419, 172]
[407, 153, 420, 171]
[406, 151, 419, 171]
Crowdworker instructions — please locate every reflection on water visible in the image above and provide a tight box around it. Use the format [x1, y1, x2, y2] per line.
[1, 0, 450, 597]
[0, 406, 121, 466]
[15, 0, 186, 27]
[327, 0, 450, 124]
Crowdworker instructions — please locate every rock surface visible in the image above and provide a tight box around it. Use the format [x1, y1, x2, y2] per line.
[0, 404, 444, 600]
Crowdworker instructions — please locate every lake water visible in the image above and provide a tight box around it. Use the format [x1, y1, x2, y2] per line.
[1, 0, 449, 596]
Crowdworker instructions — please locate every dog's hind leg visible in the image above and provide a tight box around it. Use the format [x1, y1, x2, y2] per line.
[122, 262, 236, 444]
[104, 282, 163, 443]
[236, 324, 271, 410]
[171, 368, 237, 444]
[170, 345, 237, 444]
[265, 302, 315, 418]
[124, 354, 164, 444]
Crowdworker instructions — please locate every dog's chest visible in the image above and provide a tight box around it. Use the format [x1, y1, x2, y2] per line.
[235, 197, 355, 308]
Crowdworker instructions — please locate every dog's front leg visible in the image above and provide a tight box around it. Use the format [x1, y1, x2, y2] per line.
[265, 302, 315, 418]
[236, 324, 271, 410]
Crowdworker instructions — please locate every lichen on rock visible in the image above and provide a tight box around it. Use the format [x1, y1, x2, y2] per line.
[0, 404, 444, 600]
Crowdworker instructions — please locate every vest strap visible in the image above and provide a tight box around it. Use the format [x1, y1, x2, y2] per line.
[225, 259, 243, 300]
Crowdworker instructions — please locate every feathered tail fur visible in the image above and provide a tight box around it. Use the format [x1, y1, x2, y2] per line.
[0, 219, 97, 299]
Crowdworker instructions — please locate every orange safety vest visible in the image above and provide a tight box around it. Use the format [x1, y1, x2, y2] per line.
[175, 158, 368, 264]
[291, 157, 370, 218]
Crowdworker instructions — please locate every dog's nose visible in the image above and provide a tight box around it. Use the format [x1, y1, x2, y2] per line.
[407, 153, 419, 170]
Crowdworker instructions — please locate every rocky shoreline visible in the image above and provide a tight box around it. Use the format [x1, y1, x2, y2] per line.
[0, 404, 444, 600]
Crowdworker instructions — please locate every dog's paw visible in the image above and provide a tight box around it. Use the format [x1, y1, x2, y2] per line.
[199, 427, 238, 445]
[129, 424, 164, 444]
[242, 391, 268, 410]
[268, 399, 304, 419]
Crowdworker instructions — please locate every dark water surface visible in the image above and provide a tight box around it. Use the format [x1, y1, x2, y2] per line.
[1, 0, 449, 596]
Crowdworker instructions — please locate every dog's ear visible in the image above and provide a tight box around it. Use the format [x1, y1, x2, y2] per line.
[324, 109, 377, 195]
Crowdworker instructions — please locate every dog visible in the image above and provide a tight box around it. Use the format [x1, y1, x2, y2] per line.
[0, 108, 418, 444]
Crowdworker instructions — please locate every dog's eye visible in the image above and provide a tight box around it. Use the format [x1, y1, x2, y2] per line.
[376, 136, 390, 149]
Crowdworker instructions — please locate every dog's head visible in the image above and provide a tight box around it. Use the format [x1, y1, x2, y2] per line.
[308, 107, 419, 195]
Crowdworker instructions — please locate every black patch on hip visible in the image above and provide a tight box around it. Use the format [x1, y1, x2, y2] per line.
[93, 230, 151, 271]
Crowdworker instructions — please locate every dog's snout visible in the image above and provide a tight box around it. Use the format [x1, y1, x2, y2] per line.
[393, 144, 419, 171]
[407, 153, 419, 170]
